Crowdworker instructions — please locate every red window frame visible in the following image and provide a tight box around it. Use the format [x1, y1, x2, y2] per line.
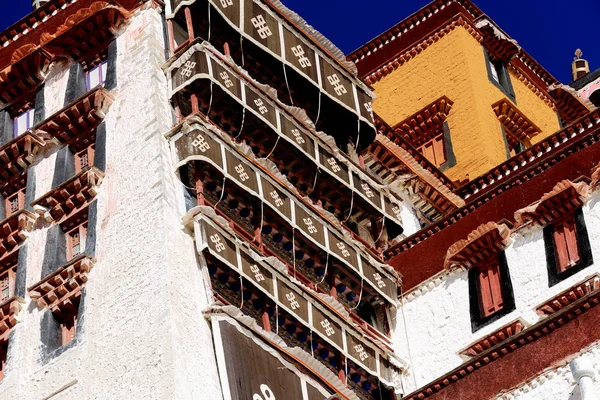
[0, 266, 16, 304]
[552, 215, 580, 273]
[477, 261, 504, 318]
[60, 310, 78, 345]
[5, 189, 25, 217]
[66, 224, 87, 260]
[75, 146, 95, 173]
[418, 133, 446, 167]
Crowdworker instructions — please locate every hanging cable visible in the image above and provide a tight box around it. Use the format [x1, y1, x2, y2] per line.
[315, 91, 322, 126]
[375, 216, 386, 243]
[275, 304, 279, 335]
[240, 36, 245, 67]
[283, 65, 294, 106]
[239, 275, 244, 309]
[207, 2, 212, 42]
[292, 228, 297, 279]
[258, 200, 265, 239]
[355, 118, 361, 150]
[263, 135, 280, 160]
[349, 276, 364, 311]
[343, 191, 355, 223]
[310, 167, 320, 193]
[206, 81, 214, 121]
[233, 108, 247, 140]
[214, 177, 227, 208]
[316, 253, 330, 285]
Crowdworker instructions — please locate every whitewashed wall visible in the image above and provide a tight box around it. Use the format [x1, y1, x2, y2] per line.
[393, 189, 600, 395]
[0, 5, 222, 400]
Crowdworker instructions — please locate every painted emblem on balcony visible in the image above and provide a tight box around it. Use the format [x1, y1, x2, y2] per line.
[354, 344, 369, 361]
[320, 319, 335, 336]
[253, 384, 275, 400]
[327, 74, 347, 96]
[373, 273, 386, 288]
[254, 99, 269, 115]
[191, 134, 210, 152]
[219, 0, 233, 8]
[286, 292, 300, 310]
[251, 15, 272, 39]
[291, 45, 311, 68]
[326, 157, 341, 173]
[269, 191, 284, 207]
[336, 242, 351, 258]
[302, 217, 318, 234]
[249, 264, 265, 282]
[291, 129, 305, 145]
[234, 164, 250, 182]
[210, 234, 226, 252]
[219, 71, 234, 88]
[180, 61, 196, 78]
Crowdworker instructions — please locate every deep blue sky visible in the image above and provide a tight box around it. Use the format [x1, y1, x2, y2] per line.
[2, 0, 599, 83]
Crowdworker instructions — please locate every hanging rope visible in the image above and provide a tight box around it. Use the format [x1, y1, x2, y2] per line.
[375, 216, 386, 243]
[207, 2, 212, 42]
[263, 135, 280, 160]
[355, 118, 361, 150]
[315, 91, 322, 126]
[239, 275, 245, 309]
[343, 191, 355, 223]
[258, 200, 265, 239]
[292, 228, 297, 279]
[283, 65, 294, 106]
[310, 167, 320, 193]
[240, 36, 245, 67]
[349, 276, 364, 311]
[214, 177, 227, 208]
[275, 304, 279, 335]
[206, 81, 215, 120]
[233, 108, 247, 140]
[316, 253, 330, 285]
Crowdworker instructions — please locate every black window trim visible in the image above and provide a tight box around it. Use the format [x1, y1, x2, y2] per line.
[484, 47, 516, 102]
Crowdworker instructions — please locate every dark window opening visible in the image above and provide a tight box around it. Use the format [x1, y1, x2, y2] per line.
[0, 340, 7, 381]
[484, 48, 516, 101]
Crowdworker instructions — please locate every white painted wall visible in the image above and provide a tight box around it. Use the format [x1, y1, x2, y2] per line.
[393, 189, 600, 395]
[0, 5, 222, 400]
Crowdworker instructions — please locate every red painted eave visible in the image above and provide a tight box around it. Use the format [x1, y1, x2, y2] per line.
[0, 0, 143, 72]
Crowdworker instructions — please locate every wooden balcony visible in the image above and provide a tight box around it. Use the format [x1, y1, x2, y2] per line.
[0, 210, 37, 258]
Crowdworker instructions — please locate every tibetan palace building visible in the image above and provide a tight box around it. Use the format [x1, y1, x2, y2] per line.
[0, 0, 597, 399]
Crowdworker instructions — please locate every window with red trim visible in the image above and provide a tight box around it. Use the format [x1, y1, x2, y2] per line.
[59, 308, 78, 346]
[0, 266, 15, 304]
[75, 146, 95, 172]
[66, 224, 87, 260]
[5, 189, 25, 217]
[418, 134, 446, 167]
[552, 215, 580, 273]
[477, 261, 504, 318]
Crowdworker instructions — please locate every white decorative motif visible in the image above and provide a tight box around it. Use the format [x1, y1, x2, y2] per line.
[191, 134, 210, 153]
[251, 15, 272, 39]
[210, 234, 226, 252]
[373, 273, 386, 288]
[254, 99, 269, 115]
[303, 218, 318, 234]
[354, 344, 369, 361]
[219, 0, 233, 7]
[391, 205, 402, 220]
[269, 190, 284, 207]
[219, 71, 234, 88]
[291, 45, 311, 68]
[291, 129, 305, 144]
[327, 157, 341, 173]
[286, 292, 300, 310]
[253, 384, 276, 400]
[250, 264, 265, 282]
[364, 102, 373, 117]
[320, 319, 335, 336]
[361, 183, 375, 198]
[336, 242, 351, 258]
[327, 74, 347, 96]
[235, 164, 250, 182]
[180, 61, 196, 78]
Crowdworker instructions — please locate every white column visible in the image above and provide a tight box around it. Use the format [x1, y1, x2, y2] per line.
[571, 358, 598, 400]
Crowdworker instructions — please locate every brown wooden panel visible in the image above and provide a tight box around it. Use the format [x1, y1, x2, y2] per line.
[346, 332, 377, 373]
[225, 151, 260, 193]
[327, 231, 359, 273]
[240, 251, 274, 296]
[172, 51, 209, 90]
[210, 60, 243, 100]
[243, 0, 281, 56]
[306, 384, 330, 399]
[211, 0, 241, 27]
[318, 148, 349, 184]
[311, 307, 343, 348]
[175, 129, 223, 167]
[294, 206, 326, 247]
[277, 280, 309, 323]
[280, 117, 315, 158]
[356, 89, 374, 122]
[352, 174, 381, 208]
[361, 257, 397, 301]
[245, 88, 278, 127]
[204, 223, 238, 267]
[261, 178, 293, 220]
[283, 28, 318, 83]
[319, 58, 356, 110]
[218, 320, 304, 400]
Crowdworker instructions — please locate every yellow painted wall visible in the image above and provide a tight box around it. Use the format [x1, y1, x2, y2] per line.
[372, 26, 560, 182]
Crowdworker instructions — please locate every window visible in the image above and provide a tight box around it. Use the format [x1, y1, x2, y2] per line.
[5, 189, 24, 217]
[477, 262, 504, 317]
[468, 252, 515, 331]
[75, 146, 95, 172]
[13, 109, 35, 137]
[66, 224, 87, 260]
[86, 61, 107, 90]
[58, 308, 78, 346]
[484, 48, 515, 100]
[544, 209, 593, 286]
[0, 340, 7, 381]
[0, 266, 15, 303]
[418, 133, 446, 167]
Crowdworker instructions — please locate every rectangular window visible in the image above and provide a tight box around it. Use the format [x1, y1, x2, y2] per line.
[60, 310, 78, 345]
[13, 109, 35, 137]
[477, 261, 504, 318]
[489, 60, 500, 83]
[67, 224, 87, 260]
[553, 215, 580, 273]
[418, 133, 446, 167]
[484, 48, 515, 100]
[0, 266, 15, 304]
[75, 146, 95, 172]
[86, 61, 108, 90]
[5, 189, 25, 217]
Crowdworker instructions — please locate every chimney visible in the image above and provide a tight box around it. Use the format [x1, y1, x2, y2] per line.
[572, 49, 590, 81]
[32, 0, 49, 9]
